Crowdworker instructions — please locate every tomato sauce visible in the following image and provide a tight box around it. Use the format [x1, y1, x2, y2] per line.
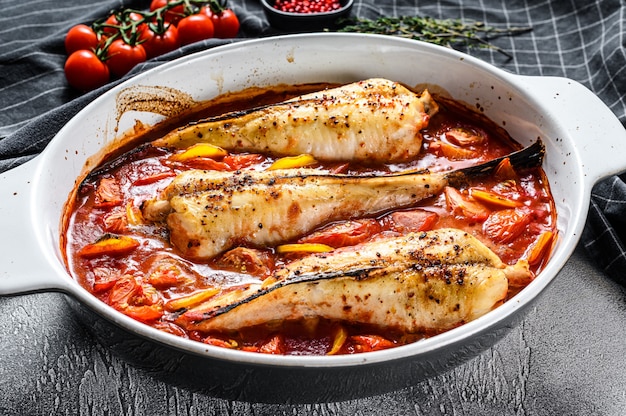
[63, 83, 556, 355]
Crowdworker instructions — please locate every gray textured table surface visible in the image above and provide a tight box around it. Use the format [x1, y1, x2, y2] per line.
[2, 245, 625, 415]
[2, 0, 626, 414]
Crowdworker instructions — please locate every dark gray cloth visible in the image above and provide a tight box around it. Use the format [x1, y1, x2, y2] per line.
[1, 0, 625, 282]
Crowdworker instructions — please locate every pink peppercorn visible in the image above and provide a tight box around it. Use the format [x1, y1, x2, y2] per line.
[273, 0, 342, 13]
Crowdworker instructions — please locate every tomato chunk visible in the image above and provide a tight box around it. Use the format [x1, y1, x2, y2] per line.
[258, 334, 286, 354]
[483, 208, 534, 244]
[383, 209, 439, 233]
[94, 177, 123, 208]
[215, 247, 275, 277]
[298, 219, 382, 248]
[350, 335, 395, 353]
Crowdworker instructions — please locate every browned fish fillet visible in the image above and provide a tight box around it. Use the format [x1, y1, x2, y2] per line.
[177, 229, 526, 334]
[151, 78, 438, 162]
[141, 140, 544, 260]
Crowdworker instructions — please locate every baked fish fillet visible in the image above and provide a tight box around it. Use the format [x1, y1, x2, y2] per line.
[177, 229, 526, 334]
[151, 78, 438, 162]
[142, 141, 545, 260]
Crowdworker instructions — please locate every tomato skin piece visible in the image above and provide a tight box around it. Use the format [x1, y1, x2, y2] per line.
[106, 39, 147, 77]
[64, 49, 110, 91]
[139, 23, 180, 58]
[65, 24, 99, 54]
[298, 219, 381, 248]
[200, 6, 240, 38]
[177, 14, 215, 46]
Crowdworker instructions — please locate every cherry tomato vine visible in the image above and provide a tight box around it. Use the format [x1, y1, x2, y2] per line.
[64, 0, 239, 92]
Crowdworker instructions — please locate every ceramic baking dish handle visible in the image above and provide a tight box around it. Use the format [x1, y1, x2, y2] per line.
[0, 160, 71, 295]
[518, 75, 626, 183]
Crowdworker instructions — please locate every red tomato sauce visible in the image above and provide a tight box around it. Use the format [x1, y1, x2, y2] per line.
[63, 84, 556, 355]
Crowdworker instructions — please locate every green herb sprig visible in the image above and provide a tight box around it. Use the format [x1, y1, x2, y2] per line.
[336, 15, 532, 59]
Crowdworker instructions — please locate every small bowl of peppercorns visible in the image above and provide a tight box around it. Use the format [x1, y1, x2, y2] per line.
[261, 0, 354, 32]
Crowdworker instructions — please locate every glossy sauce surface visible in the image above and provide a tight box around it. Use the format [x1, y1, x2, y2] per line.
[63, 84, 556, 355]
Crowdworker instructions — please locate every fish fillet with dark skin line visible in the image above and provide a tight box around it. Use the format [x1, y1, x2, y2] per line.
[151, 78, 438, 162]
[176, 229, 528, 334]
[141, 140, 544, 260]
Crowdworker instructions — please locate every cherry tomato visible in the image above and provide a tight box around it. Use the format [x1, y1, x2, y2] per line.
[106, 38, 147, 77]
[139, 23, 180, 58]
[64, 49, 110, 91]
[200, 6, 240, 38]
[65, 24, 99, 54]
[177, 14, 214, 46]
[102, 14, 121, 35]
[150, 0, 186, 24]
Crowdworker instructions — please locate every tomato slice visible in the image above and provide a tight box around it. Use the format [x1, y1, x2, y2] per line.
[103, 208, 128, 233]
[170, 143, 228, 161]
[215, 247, 275, 277]
[108, 274, 140, 307]
[444, 187, 490, 221]
[445, 127, 485, 146]
[258, 334, 286, 354]
[92, 267, 119, 293]
[94, 177, 123, 208]
[298, 219, 382, 248]
[147, 263, 189, 288]
[470, 188, 523, 209]
[350, 335, 395, 353]
[181, 157, 231, 171]
[327, 325, 348, 355]
[203, 336, 238, 349]
[78, 234, 140, 258]
[482, 208, 534, 244]
[383, 209, 439, 233]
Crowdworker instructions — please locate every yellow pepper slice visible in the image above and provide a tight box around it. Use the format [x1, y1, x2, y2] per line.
[78, 234, 140, 258]
[164, 287, 220, 311]
[470, 188, 523, 209]
[170, 143, 228, 162]
[268, 154, 317, 170]
[327, 325, 348, 355]
[276, 243, 334, 254]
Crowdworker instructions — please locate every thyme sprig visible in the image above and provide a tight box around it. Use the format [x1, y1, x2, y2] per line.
[337, 15, 532, 59]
